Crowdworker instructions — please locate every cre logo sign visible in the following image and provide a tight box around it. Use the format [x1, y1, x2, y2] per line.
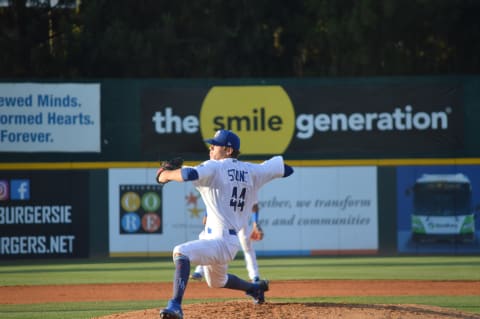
[119, 185, 162, 234]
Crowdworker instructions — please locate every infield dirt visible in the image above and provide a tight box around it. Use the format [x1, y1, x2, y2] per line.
[2, 280, 479, 318]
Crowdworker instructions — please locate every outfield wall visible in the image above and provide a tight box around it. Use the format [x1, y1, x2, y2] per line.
[2, 76, 480, 162]
[1, 77, 480, 258]
[2, 161, 479, 259]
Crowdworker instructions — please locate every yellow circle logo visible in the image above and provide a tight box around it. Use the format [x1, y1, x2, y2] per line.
[121, 192, 141, 212]
[200, 86, 295, 155]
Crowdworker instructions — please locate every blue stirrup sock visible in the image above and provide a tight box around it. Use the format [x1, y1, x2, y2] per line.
[171, 254, 190, 305]
[223, 274, 255, 291]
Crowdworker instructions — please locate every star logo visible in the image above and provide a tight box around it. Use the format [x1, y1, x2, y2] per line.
[185, 192, 198, 205]
[185, 190, 204, 218]
[188, 206, 202, 218]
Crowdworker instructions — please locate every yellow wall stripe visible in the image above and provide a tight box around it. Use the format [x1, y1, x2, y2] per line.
[1, 158, 480, 170]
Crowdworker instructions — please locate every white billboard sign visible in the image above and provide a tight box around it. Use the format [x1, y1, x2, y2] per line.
[108, 168, 206, 256]
[255, 166, 378, 254]
[0, 83, 100, 152]
[108, 166, 378, 256]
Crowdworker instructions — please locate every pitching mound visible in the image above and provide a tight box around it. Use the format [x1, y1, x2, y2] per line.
[94, 300, 480, 319]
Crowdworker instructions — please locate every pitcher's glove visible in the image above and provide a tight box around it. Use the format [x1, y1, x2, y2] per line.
[250, 225, 264, 241]
[156, 157, 184, 184]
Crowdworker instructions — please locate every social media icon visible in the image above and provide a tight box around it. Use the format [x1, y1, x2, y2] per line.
[11, 179, 30, 200]
[0, 180, 9, 201]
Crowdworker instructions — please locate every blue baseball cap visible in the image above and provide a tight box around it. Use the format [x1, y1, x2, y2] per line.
[205, 129, 240, 151]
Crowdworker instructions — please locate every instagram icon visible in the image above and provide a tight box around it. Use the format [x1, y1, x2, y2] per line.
[0, 180, 9, 201]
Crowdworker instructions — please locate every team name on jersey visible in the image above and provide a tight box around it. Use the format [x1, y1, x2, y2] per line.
[227, 169, 249, 183]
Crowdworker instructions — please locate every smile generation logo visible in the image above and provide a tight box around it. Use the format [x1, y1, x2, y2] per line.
[199, 86, 296, 155]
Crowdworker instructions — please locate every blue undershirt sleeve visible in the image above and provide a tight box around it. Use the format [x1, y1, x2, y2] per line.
[283, 164, 294, 177]
[252, 211, 259, 223]
[181, 167, 199, 181]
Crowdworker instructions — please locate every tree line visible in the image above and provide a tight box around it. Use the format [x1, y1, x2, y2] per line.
[1, 0, 479, 78]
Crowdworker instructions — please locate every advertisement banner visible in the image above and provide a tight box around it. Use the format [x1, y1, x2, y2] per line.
[286, 83, 463, 156]
[108, 166, 377, 256]
[0, 83, 101, 152]
[108, 168, 205, 255]
[0, 171, 89, 259]
[141, 83, 463, 157]
[141, 87, 208, 156]
[254, 166, 378, 254]
[397, 165, 480, 254]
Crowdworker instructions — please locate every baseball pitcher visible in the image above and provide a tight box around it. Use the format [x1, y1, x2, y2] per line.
[156, 129, 293, 319]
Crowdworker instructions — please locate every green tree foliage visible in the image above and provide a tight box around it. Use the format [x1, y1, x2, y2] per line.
[0, 0, 479, 78]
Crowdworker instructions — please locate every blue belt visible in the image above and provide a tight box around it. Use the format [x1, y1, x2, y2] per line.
[207, 227, 236, 235]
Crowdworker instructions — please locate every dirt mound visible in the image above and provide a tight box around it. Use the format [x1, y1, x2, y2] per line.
[94, 300, 480, 319]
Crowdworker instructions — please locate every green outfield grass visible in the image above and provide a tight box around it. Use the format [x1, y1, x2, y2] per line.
[1, 256, 479, 319]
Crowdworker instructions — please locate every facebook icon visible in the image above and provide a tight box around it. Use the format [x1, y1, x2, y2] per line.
[11, 179, 30, 200]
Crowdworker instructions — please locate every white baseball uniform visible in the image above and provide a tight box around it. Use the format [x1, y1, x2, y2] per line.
[193, 199, 260, 281]
[173, 155, 285, 288]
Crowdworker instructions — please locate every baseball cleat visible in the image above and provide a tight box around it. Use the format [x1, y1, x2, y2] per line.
[246, 279, 269, 304]
[189, 272, 203, 281]
[159, 300, 183, 319]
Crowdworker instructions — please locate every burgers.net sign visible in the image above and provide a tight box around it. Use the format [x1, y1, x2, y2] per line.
[141, 82, 463, 157]
[0, 171, 89, 259]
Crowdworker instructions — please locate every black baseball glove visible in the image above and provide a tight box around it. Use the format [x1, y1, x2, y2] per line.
[156, 157, 184, 184]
